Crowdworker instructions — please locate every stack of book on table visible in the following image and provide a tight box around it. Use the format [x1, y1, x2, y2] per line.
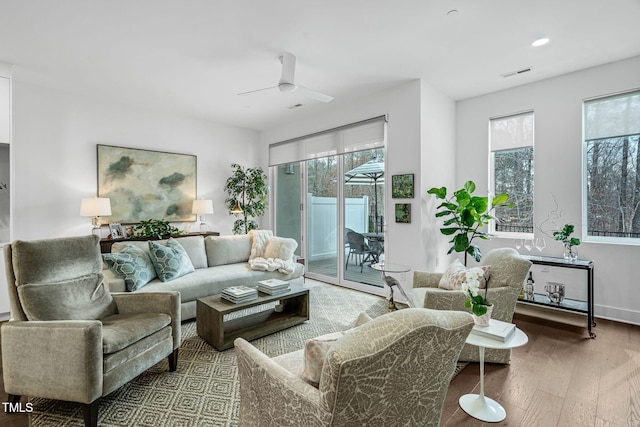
[471, 318, 516, 343]
[221, 286, 258, 303]
[257, 279, 290, 295]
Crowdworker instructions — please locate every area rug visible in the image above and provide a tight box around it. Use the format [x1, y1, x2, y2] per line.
[28, 282, 467, 426]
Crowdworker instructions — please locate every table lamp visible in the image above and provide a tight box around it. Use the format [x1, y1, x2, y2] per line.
[80, 197, 112, 236]
[192, 199, 214, 232]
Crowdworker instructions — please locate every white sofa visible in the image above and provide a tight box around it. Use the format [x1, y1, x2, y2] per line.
[104, 234, 305, 321]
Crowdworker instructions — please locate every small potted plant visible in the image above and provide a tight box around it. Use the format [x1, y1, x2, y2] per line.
[553, 224, 580, 261]
[461, 268, 492, 325]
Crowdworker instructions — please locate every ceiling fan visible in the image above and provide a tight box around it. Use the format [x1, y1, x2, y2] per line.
[238, 52, 334, 103]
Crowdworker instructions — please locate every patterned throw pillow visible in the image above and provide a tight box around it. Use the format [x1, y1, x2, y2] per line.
[103, 244, 157, 291]
[300, 331, 346, 387]
[438, 259, 490, 290]
[148, 238, 195, 282]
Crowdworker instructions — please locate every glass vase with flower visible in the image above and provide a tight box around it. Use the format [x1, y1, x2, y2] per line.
[461, 268, 493, 326]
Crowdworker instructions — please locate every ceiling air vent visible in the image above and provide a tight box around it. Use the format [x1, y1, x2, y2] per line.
[500, 67, 532, 78]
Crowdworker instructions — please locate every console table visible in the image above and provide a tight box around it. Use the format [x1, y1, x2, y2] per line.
[100, 231, 219, 253]
[520, 255, 595, 338]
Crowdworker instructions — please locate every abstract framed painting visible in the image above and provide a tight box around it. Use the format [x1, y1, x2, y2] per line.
[395, 203, 411, 223]
[391, 174, 414, 198]
[97, 145, 197, 224]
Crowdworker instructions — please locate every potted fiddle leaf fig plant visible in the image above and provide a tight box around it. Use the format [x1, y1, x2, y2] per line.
[427, 180, 514, 265]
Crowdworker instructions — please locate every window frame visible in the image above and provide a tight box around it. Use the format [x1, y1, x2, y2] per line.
[488, 110, 535, 238]
[582, 88, 640, 245]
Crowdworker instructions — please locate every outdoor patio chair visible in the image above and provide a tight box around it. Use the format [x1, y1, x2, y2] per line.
[346, 231, 380, 272]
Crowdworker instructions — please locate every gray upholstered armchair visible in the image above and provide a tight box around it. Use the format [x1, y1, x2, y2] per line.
[413, 247, 531, 363]
[235, 308, 474, 427]
[1, 235, 181, 427]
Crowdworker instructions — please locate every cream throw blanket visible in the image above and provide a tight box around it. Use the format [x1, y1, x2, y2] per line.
[248, 230, 297, 274]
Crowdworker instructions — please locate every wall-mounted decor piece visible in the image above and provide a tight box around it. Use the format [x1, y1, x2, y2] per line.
[391, 174, 414, 198]
[98, 145, 197, 224]
[395, 203, 411, 223]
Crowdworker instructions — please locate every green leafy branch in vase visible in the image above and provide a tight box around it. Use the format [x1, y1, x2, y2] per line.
[428, 180, 514, 264]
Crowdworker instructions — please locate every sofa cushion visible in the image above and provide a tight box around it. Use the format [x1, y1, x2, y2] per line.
[103, 244, 157, 291]
[17, 273, 117, 321]
[148, 238, 195, 282]
[263, 237, 298, 260]
[438, 259, 489, 290]
[205, 235, 252, 266]
[133, 262, 304, 303]
[101, 312, 172, 354]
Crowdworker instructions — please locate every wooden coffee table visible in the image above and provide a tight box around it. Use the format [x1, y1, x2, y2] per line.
[196, 285, 309, 350]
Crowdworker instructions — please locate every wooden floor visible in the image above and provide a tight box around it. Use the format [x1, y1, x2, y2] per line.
[2, 296, 639, 426]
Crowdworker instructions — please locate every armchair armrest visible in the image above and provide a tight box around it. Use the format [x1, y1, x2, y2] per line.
[234, 338, 329, 426]
[112, 291, 181, 349]
[413, 271, 442, 288]
[1, 320, 103, 403]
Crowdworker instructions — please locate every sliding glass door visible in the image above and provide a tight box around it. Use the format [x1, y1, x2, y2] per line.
[274, 149, 385, 291]
[270, 116, 387, 292]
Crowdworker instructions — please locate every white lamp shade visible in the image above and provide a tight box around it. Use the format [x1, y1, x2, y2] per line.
[80, 197, 112, 217]
[192, 199, 214, 215]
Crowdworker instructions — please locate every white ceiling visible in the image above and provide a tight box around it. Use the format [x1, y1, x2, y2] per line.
[1, 0, 640, 131]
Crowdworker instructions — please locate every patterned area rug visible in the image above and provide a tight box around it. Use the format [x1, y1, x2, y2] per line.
[28, 282, 467, 426]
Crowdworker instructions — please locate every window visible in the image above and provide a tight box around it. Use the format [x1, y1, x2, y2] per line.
[584, 90, 640, 241]
[489, 111, 534, 234]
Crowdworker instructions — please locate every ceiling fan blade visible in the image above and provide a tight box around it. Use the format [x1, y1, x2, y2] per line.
[296, 85, 334, 103]
[237, 85, 279, 96]
[280, 52, 296, 85]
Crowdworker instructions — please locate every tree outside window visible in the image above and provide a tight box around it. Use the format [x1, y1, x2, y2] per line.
[584, 90, 640, 240]
[490, 112, 534, 234]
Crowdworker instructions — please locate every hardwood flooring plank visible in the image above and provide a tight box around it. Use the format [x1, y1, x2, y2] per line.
[558, 396, 597, 427]
[596, 347, 633, 426]
[519, 389, 564, 427]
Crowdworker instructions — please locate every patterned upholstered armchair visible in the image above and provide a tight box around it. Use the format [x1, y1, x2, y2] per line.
[413, 247, 531, 364]
[1, 235, 181, 427]
[235, 308, 474, 427]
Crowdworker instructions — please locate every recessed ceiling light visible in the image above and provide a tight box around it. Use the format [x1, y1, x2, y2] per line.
[531, 37, 550, 47]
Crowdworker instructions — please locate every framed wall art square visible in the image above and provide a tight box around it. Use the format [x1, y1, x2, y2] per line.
[97, 145, 197, 224]
[391, 174, 414, 198]
[395, 203, 411, 223]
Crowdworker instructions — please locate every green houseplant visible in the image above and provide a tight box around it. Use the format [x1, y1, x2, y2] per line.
[553, 223, 581, 260]
[131, 219, 183, 239]
[224, 163, 268, 235]
[427, 180, 513, 264]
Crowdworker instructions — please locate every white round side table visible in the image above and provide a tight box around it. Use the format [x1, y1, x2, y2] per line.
[459, 327, 528, 422]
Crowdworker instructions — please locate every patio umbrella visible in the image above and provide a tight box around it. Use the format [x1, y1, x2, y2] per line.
[344, 160, 384, 232]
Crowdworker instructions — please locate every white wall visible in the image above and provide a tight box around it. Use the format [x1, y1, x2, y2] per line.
[0, 79, 259, 319]
[456, 55, 640, 325]
[261, 80, 456, 297]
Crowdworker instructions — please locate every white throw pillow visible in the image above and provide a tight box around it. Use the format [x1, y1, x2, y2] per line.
[248, 229, 274, 260]
[438, 259, 490, 290]
[263, 237, 298, 260]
